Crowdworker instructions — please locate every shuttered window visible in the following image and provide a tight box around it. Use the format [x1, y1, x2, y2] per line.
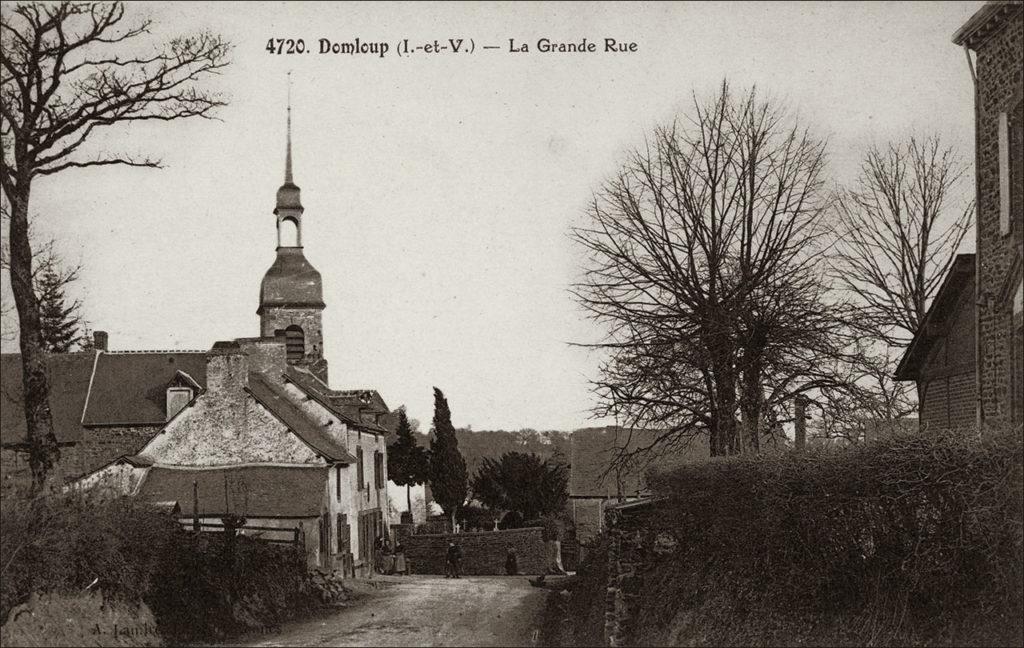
[284, 325, 305, 362]
[337, 513, 349, 553]
[356, 447, 364, 490]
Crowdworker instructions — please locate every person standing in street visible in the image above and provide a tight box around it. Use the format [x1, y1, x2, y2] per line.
[394, 540, 407, 576]
[445, 540, 463, 579]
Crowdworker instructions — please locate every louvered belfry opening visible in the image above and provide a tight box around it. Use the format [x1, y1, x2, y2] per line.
[284, 325, 305, 363]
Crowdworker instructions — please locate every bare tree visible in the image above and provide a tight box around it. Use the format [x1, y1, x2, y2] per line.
[832, 135, 973, 427]
[1, 1, 230, 492]
[572, 82, 845, 458]
[834, 136, 974, 348]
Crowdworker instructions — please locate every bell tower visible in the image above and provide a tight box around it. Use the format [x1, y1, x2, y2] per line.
[257, 87, 328, 383]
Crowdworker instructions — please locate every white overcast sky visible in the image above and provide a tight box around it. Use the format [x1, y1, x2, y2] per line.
[1, 1, 982, 431]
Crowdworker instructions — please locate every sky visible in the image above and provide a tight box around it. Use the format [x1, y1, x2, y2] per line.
[1, 1, 983, 431]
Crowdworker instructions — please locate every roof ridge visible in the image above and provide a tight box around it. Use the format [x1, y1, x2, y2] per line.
[151, 462, 327, 471]
[103, 349, 207, 354]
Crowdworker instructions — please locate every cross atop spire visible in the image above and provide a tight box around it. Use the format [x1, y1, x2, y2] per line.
[275, 72, 303, 216]
[285, 71, 293, 184]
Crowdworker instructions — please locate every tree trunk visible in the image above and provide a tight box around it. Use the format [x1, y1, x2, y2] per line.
[739, 362, 763, 454]
[8, 182, 61, 494]
[709, 340, 738, 456]
[406, 484, 412, 519]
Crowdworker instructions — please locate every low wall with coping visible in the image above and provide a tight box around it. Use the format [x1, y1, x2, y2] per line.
[396, 526, 547, 575]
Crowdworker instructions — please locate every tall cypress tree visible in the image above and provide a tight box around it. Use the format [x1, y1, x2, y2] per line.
[387, 408, 429, 520]
[428, 387, 467, 528]
[36, 263, 83, 353]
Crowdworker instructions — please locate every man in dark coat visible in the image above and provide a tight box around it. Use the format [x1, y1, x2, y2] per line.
[505, 546, 519, 575]
[445, 540, 463, 579]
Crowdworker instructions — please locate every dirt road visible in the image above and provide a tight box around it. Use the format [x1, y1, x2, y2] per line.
[243, 575, 549, 647]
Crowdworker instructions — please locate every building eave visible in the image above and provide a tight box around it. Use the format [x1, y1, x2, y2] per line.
[953, 1, 1022, 49]
[894, 254, 976, 381]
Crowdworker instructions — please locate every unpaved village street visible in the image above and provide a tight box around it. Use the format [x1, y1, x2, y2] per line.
[242, 576, 548, 647]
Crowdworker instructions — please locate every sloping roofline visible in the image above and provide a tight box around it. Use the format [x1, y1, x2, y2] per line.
[953, 1, 1022, 49]
[894, 254, 976, 381]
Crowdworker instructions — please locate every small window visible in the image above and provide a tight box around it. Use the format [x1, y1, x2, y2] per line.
[166, 387, 193, 420]
[336, 464, 341, 499]
[356, 447, 364, 491]
[284, 325, 304, 363]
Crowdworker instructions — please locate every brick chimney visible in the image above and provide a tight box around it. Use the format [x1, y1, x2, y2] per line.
[93, 330, 108, 352]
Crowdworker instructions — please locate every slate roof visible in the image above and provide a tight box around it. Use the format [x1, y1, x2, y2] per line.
[258, 247, 325, 313]
[246, 372, 357, 463]
[953, 1, 1022, 48]
[81, 351, 207, 426]
[283, 367, 391, 434]
[569, 426, 708, 498]
[136, 464, 328, 518]
[895, 254, 975, 381]
[0, 352, 95, 446]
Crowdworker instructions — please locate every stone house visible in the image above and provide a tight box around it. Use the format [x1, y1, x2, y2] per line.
[2, 106, 394, 573]
[897, 2, 1023, 429]
[0, 344, 208, 492]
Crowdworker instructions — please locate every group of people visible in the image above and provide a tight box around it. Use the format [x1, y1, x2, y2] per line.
[374, 535, 523, 579]
[373, 535, 408, 575]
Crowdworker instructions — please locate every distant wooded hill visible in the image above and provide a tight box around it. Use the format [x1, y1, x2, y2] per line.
[393, 427, 572, 479]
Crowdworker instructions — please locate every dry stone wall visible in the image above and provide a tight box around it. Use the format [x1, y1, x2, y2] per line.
[397, 526, 547, 575]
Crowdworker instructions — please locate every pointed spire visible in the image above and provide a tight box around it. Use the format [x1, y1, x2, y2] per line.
[285, 72, 293, 184]
[275, 72, 303, 215]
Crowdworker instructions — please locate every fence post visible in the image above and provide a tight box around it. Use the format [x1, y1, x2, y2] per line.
[192, 480, 200, 531]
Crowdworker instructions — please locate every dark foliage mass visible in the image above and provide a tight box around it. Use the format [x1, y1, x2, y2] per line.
[471, 451, 568, 522]
[428, 387, 468, 521]
[556, 428, 1022, 646]
[640, 429, 1024, 646]
[35, 262, 85, 353]
[388, 408, 430, 514]
[0, 494, 316, 642]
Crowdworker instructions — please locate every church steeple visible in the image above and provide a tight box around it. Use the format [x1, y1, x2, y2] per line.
[274, 76, 303, 243]
[258, 82, 328, 384]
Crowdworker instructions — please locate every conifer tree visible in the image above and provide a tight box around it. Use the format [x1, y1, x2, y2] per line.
[387, 408, 429, 520]
[428, 387, 468, 528]
[35, 259, 84, 353]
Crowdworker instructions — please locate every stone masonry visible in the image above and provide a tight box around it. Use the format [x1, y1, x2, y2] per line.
[394, 526, 547, 576]
[965, 5, 1024, 428]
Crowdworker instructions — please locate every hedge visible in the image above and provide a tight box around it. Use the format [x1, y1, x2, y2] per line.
[620, 428, 1022, 646]
[0, 493, 317, 642]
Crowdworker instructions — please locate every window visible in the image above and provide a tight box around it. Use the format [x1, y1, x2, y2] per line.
[374, 451, 385, 489]
[1011, 102, 1023, 240]
[337, 513, 349, 553]
[336, 465, 342, 500]
[356, 447, 364, 490]
[284, 325, 304, 363]
[166, 387, 193, 420]
[999, 111, 1010, 236]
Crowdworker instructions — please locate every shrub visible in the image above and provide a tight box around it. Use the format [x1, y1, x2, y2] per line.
[0, 492, 318, 643]
[618, 427, 1023, 646]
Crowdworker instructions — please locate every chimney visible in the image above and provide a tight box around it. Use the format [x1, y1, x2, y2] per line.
[93, 330, 108, 352]
[206, 341, 250, 396]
